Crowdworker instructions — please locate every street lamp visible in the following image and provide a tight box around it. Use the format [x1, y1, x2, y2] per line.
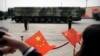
[84, 0, 88, 18]
[5, 0, 8, 11]
[86, 0, 88, 8]
[61, 0, 62, 7]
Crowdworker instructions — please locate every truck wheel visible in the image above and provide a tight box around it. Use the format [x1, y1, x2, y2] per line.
[55, 18, 61, 23]
[40, 18, 47, 23]
[47, 18, 53, 23]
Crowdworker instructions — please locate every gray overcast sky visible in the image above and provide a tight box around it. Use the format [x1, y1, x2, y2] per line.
[0, 0, 100, 11]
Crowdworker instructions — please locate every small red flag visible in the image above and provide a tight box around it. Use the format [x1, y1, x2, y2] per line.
[25, 31, 55, 55]
[62, 28, 81, 46]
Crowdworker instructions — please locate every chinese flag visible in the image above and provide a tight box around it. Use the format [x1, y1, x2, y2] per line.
[25, 31, 55, 55]
[62, 28, 81, 46]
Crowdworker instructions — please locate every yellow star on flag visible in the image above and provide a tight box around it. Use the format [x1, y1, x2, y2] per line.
[36, 36, 41, 41]
[64, 33, 67, 36]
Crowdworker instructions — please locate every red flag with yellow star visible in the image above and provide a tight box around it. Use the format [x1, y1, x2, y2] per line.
[25, 31, 55, 55]
[62, 28, 82, 46]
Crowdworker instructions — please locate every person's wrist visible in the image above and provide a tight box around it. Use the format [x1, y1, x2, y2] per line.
[16, 41, 29, 53]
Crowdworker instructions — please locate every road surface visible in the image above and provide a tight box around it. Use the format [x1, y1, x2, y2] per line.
[0, 19, 100, 56]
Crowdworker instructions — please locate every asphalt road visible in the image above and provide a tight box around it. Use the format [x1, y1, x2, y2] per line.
[0, 19, 100, 56]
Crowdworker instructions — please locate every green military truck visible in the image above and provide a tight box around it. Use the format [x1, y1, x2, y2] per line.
[8, 7, 85, 23]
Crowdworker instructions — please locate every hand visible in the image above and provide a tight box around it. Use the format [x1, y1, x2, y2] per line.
[0, 31, 21, 48]
[0, 46, 16, 54]
[0, 31, 29, 53]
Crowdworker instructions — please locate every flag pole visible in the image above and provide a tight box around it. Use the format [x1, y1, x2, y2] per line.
[73, 45, 76, 56]
[5, 0, 7, 11]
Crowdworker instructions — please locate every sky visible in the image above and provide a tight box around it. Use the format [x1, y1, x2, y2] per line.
[0, 0, 100, 11]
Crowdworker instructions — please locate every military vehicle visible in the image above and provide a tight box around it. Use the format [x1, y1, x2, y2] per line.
[7, 7, 85, 23]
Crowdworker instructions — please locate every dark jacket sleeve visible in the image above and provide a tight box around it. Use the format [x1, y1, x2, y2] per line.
[0, 50, 3, 56]
[23, 47, 42, 56]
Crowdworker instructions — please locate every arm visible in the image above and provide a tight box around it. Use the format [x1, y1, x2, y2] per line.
[0, 31, 42, 56]
[0, 47, 16, 56]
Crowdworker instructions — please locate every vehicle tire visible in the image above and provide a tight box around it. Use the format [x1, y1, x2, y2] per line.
[47, 18, 53, 23]
[55, 18, 61, 23]
[40, 18, 47, 23]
